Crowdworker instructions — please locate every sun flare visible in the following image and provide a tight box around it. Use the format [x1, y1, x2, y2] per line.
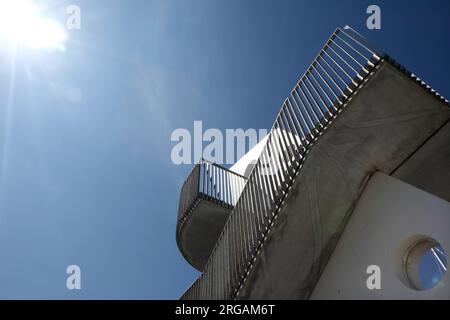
[0, 0, 67, 50]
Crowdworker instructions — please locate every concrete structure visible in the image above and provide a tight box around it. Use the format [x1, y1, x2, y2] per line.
[175, 27, 449, 299]
[236, 61, 450, 299]
[310, 172, 449, 299]
[176, 160, 247, 271]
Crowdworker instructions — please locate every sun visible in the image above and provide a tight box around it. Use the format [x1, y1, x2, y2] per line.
[0, 0, 67, 50]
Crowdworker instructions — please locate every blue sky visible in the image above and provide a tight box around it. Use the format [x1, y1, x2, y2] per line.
[0, 0, 449, 299]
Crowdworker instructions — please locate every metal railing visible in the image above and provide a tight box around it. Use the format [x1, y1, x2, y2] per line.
[177, 159, 247, 233]
[180, 26, 383, 300]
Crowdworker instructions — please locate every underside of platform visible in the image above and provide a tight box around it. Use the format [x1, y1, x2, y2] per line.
[178, 198, 232, 271]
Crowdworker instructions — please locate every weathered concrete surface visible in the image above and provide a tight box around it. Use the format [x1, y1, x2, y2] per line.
[309, 173, 450, 299]
[236, 61, 450, 299]
[179, 199, 231, 271]
[392, 121, 450, 201]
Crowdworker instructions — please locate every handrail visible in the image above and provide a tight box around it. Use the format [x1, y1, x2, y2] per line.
[177, 159, 247, 233]
[180, 27, 383, 300]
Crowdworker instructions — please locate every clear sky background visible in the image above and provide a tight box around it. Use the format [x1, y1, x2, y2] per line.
[0, 0, 449, 299]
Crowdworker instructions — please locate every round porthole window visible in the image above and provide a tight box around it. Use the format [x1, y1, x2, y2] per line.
[403, 237, 447, 290]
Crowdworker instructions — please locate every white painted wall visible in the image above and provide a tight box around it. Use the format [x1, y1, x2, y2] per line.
[230, 128, 301, 178]
[230, 136, 268, 177]
[311, 172, 450, 299]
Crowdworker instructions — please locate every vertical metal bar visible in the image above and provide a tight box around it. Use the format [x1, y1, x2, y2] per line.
[233, 182, 245, 283]
[279, 115, 298, 174]
[223, 170, 227, 204]
[315, 57, 348, 97]
[334, 32, 374, 65]
[225, 171, 230, 205]
[318, 52, 352, 89]
[322, 48, 358, 84]
[260, 150, 277, 212]
[253, 164, 270, 233]
[221, 226, 227, 298]
[281, 107, 305, 167]
[205, 162, 209, 197]
[326, 40, 364, 80]
[244, 177, 258, 259]
[228, 172, 233, 204]
[231, 205, 239, 295]
[220, 168, 225, 203]
[330, 37, 370, 71]
[211, 164, 215, 200]
[302, 76, 327, 119]
[305, 72, 333, 117]
[280, 106, 302, 154]
[273, 119, 293, 176]
[225, 225, 230, 298]
[338, 27, 380, 59]
[229, 176, 238, 284]
[209, 164, 213, 198]
[239, 184, 251, 263]
[249, 173, 263, 242]
[266, 132, 285, 189]
[228, 172, 233, 205]
[285, 97, 309, 143]
[215, 166, 220, 203]
[219, 168, 224, 203]
[212, 165, 217, 200]
[227, 172, 232, 204]
[260, 149, 278, 207]
[229, 208, 237, 296]
[201, 161, 205, 195]
[292, 87, 317, 132]
[178, 181, 185, 221]
[272, 124, 290, 177]
[308, 67, 339, 111]
[241, 186, 253, 267]
[300, 79, 326, 122]
[220, 169, 225, 204]
[238, 191, 248, 280]
[290, 90, 317, 137]
[246, 174, 261, 240]
[311, 61, 341, 101]
[297, 82, 322, 126]
[196, 164, 200, 196]
[267, 135, 285, 193]
[229, 171, 236, 206]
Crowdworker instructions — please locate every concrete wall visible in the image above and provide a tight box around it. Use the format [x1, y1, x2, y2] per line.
[392, 121, 450, 202]
[310, 172, 449, 299]
[178, 199, 232, 271]
[236, 61, 450, 299]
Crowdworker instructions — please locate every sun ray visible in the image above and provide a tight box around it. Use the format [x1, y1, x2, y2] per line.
[0, 44, 18, 218]
[0, 0, 67, 50]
